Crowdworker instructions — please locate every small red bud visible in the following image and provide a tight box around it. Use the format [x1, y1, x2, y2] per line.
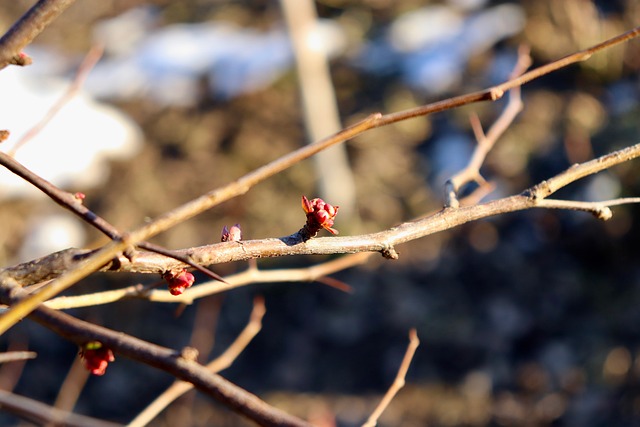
[301, 195, 339, 237]
[163, 269, 195, 296]
[80, 342, 115, 376]
[74, 192, 86, 201]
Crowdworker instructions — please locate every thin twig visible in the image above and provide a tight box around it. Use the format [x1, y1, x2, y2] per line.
[362, 329, 420, 427]
[43, 253, 372, 309]
[8, 44, 104, 156]
[51, 353, 90, 417]
[535, 197, 640, 220]
[445, 45, 532, 207]
[0, 351, 37, 364]
[0, 0, 78, 69]
[128, 297, 266, 427]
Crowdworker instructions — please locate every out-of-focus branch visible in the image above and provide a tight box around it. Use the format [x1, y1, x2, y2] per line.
[44, 252, 372, 309]
[128, 297, 266, 427]
[0, 282, 311, 427]
[0, 0, 77, 69]
[280, 0, 357, 218]
[362, 329, 420, 427]
[8, 44, 104, 156]
[0, 351, 36, 364]
[0, 389, 121, 427]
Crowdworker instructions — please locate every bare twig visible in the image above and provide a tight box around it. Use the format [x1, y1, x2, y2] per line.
[0, 27, 638, 335]
[0, 0, 78, 69]
[0, 351, 37, 364]
[362, 329, 420, 427]
[0, 389, 121, 427]
[51, 353, 90, 417]
[43, 253, 372, 309]
[8, 44, 104, 156]
[128, 297, 266, 427]
[535, 197, 640, 220]
[445, 45, 532, 208]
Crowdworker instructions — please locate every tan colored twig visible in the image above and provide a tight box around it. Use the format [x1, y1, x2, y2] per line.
[128, 297, 266, 427]
[51, 353, 90, 417]
[362, 329, 420, 427]
[44, 252, 372, 309]
[445, 45, 532, 208]
[0, 351, 36, 364]
[8, 44, 104, 156]
[0, 26, 638, 335]
[0, 389, 121, 427]
[535, 197, 640, 220]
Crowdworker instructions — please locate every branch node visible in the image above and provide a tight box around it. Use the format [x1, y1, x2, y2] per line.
[380, 246, 399, 260]
[489, 87, 504, 100]
[444, 180, 460, 209]
[592, 206, 613, 221]
[179, 346, 199, 362]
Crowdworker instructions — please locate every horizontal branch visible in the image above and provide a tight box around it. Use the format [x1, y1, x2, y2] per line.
[2, 143, 640, 294]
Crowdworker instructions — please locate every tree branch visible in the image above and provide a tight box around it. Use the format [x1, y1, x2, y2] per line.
[0, 0, 77, 69]
[362, 328, 420, 427]
[128, 297, 266, 427]
[0, 27, 638, 336]
[0, 281, 311, 427]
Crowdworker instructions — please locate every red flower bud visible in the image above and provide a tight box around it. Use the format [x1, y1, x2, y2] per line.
[163, 269, 195, 296]
[80, 342, 115, 376]
[221, 224, 242, 242]
[301, 195, 339, 236]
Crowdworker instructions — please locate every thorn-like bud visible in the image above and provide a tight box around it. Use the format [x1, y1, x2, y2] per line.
[221, 224, 242, 242]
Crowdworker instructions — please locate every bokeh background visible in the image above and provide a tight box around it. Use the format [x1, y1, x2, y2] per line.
[0, 0, 639, 426]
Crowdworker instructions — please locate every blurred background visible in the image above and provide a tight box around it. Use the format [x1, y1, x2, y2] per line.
[0, 0, 639, 425]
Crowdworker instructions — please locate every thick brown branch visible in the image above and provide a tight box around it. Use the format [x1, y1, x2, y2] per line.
[0, 283, 310, 427]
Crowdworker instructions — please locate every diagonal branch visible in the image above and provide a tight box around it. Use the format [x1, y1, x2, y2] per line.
[0, 281, 311, 427]
[128, 297, 266, 427]
[445, 45, 532, 208]
[362, 328, 420, 427]
[0, 0, 78, 69]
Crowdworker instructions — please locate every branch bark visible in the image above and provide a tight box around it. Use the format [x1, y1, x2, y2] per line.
[0, 0, 77, 69]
